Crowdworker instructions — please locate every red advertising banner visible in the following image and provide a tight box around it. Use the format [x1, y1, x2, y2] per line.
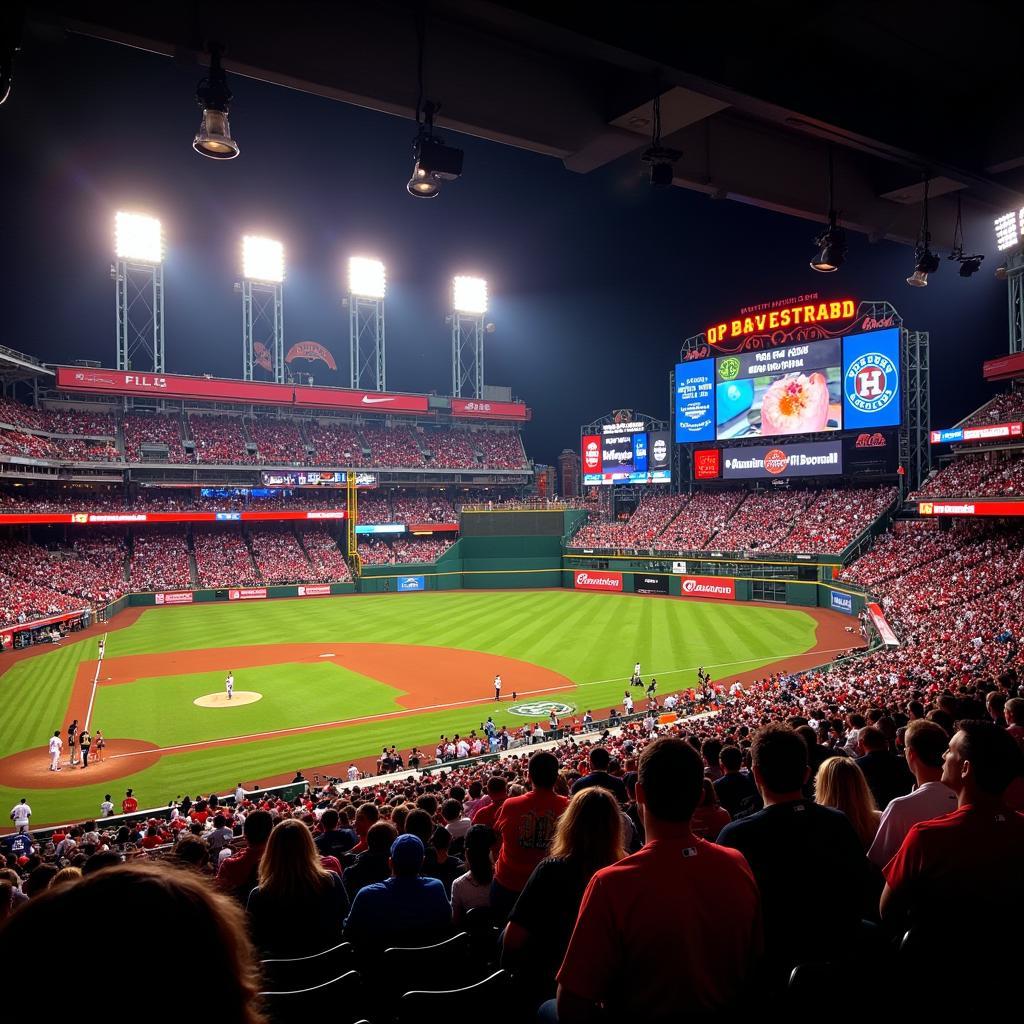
[983, 351, 1024, 382]
[866, 602, 900, 646]
[678, 575, 736, 600]
[55, 367, 428, 414]
[407, 522, 459, 533]
[693, 449, 722, 480]
[228, 587, 267, 601]
[581, 434, 602, 474]
[573, 570, 623, 592]
[450, 398, 529, 421]
[0, 509, 347, 526]
[296, 584, 332, 597]
[154, 592, 194, 605]
[918, 500, 1024, 517]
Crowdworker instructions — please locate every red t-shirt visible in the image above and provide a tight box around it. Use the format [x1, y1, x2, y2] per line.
[558, 838, 761, 1016]
[190, 810, 209, 824]
[493, 789, 568, 892]
[121, 797, 138, 814]
[471, 797, 506, 831]
[141, 835, 163, 849]
[884, 804, 1024, 922]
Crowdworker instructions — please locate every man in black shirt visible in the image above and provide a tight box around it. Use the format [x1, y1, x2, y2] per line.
[569, 747, 628, 804]
[855, 727, 914, 810]
[342, 821, 398, 903]
[713, 745, 762, 819]
[315, 809, 357, 859]
[718, 724, 872, 982]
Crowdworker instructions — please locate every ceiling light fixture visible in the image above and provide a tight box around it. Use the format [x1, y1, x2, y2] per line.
[641, 89, 681, 187]
[907, 177, 939, 287]
[947, 193, 984, 279]
[810, 148, 847, 272]
[193, 43, 239, 160]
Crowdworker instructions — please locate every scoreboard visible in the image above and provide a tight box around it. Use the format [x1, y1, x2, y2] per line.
[582, 420, 671, 486]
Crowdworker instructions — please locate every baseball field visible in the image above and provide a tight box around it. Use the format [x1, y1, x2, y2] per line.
[0, 590, 855, 826]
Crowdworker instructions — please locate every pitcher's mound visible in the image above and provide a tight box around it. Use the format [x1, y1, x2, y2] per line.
[193, 691, 262, 708]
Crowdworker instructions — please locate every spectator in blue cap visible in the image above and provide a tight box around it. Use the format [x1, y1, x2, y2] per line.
[344, 833, 452, 952]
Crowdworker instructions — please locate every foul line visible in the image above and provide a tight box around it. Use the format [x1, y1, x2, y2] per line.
[83, 632, 107, 732]
[107, 643, 855, 762]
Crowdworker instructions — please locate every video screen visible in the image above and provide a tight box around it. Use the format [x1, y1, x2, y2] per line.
[582, 426, 671, 486]
[715, 338, 842, 441]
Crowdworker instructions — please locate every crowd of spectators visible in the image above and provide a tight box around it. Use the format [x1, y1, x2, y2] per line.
[572, 492, 686, 548]
[0, 569, 86, 629]
[0, 399, 116, 436]
[962, 387, 1024, 427]
[187, 415, 253, 465]
[914, 451, 1024, 498]
[305, 421, 368, 465]
[297, 525, 352, 582]
[129, 528, 193, 592]
[248, 526, 321, 584]
[710, 489, 814, 551]
[478, 430, 529, 469]
[358, 426, 426, 468]
[647, 491, 744, 550]
[776, 487, 898, 553]
[0, 537, 127, 606]
[123, 413, 186, 462]
[193, 528, 261, 588]
[357, 536, 454, 564]
[425, 427, 480, 469]
[246, 418, 307, 464]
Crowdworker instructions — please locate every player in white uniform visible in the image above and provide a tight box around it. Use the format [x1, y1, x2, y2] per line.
[493, 674, 502, 701]
[10, 799, 31, 833]
[225, 671, 235, 700]
[48, 731, 63, 771]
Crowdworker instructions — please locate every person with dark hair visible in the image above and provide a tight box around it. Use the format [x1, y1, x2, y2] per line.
[717, 724, 872, 979]
[450, 824, 494, 924]
[553, 738, 760, 1021]
[247, 819, 348, 957]
[855, 726, 913, 810]
[491, 750, 568, 922]
[868, 719, 957, 868]
[691, 778, 731, 841]
[503, 787, 626, 1007]
[0, 864, 263, 1020]
[315, 808, 357, 859]
[423, 825, 464, 895]
[471, 775, 507, 829]
[569, 747, 627, 803]
[344, 834, 451, 952]
[880, 720, 1024, 931]
[713, 745, 762, 818]
[216, 809, 273, 903]
[342, 821, 398, 903]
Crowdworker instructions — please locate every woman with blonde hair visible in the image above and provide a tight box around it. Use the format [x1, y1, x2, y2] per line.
[814, 755, 881, 849]
[49, 866, 82, 890]
[502, 786, 625, 1005]
[246, 818, 349, 956]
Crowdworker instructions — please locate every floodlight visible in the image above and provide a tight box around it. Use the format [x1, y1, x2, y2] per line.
[453, 276, 488, 314]
[348, 257, 386, 298]
[994, 210, 1021, 252]
[407, 163, 442, 198]
[115, 212, 163, 263]
[906, 246, 939, 288]
[810, 217, 847, 273]
[242, 236, 284, 283]
[407, 102, 462, 199]
[193, 45, 239, 160]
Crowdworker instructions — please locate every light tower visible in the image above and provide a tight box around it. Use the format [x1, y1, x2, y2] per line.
[113, 212, 165, 373]
[347, 256, 386, 391]
[450, 275, 487, 398]
[240, 235, 285, 383]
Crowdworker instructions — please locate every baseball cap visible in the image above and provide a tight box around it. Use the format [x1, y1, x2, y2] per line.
[390, 833, 425, 873]
[16, 855, 29, 866]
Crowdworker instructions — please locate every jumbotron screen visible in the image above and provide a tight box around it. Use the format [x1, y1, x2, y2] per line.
[674, 328, 901, 443]
[582, 422, 671, 486]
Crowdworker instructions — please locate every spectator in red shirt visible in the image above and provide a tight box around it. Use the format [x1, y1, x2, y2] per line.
[121, 789, 138, 815]
[881, 720, 1024, 934]
[554, 737, 761, 1021]
[217, 810, 273, 904]
[491, 751, 568, 921]
[471, 775, 507, 829]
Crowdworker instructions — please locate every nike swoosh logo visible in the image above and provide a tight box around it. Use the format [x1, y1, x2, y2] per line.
[361, 396, 394, 404]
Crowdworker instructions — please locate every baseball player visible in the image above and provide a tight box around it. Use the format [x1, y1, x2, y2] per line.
[225, 671, 235, 701]
[493, 674, 502, 701]
[48, 730, 63, 772]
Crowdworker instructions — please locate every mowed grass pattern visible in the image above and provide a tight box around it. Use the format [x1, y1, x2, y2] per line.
[0, 591, 820, 824]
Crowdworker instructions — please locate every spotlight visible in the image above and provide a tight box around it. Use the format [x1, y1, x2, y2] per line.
[348, 256, 386, 299]
[115, 212, 163, 264]
[407, 103, 462, 199]
[642, 146, 680, 187]
[193, 44, 239, 160]
[956, 255, 984, 278]
[242, 236, 284, 283]
[906, 247, 940, 287]
[810, 216, 847, 273]
[453, 276, 488, 314]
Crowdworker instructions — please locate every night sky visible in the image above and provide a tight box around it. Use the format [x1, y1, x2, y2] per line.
[0, 33, 1011, 468]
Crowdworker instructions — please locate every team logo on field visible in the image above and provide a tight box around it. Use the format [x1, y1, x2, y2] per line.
[508, 700, 575, 717]
[845, 352, 898, 414]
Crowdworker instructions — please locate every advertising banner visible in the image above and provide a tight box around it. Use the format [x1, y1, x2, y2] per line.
[297, 584, 332, 597]
[631, 433, 649, 473]
[408, 522, 459, 533]
[602, 434, 634, 473]
[722, 441, 843, 479]
[829, 591, 854, 614]
[929, 422, 1023, 444]
[867, 602, 899, 646]
[671, 561, 688, 574]
[55, 366, 429, 414]
[573, 570, 623, 592]
[841, 328, 902, 430]
[716, 337, 842, 440]
[634, 574, 669, 595]
[451, 398, 529, 421]
[397, 575, 425, 592]
[693, 449, 722, 480]
[581, 434, 602, 475]
[154, 592, 194, 605]
[228, 587, 267, 601]
[675, 359, 715, 442]
[355, 523, 406, 534]
[678, 575, 736, 600]
[918, 500, 1024, 517]
[0, 509, 348, 526]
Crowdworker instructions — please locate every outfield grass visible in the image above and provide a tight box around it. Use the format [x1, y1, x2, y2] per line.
[0, 590, 822, 824]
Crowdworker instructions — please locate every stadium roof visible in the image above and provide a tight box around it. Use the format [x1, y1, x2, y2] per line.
[30, 1, 1024, 249]
[0, 344, 54, 385]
